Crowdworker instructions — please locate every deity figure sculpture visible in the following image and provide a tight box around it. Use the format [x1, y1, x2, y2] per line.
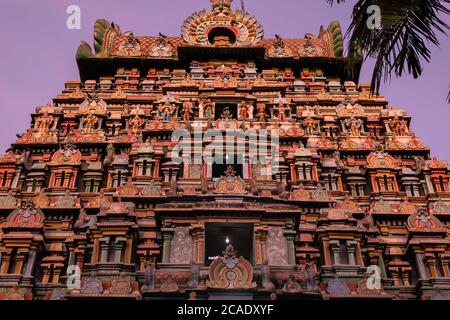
[182, 101, 194, 122]
[158, 101, 177, 121]
[129, 114, 145, 134]
[238, 101, 251, 119]
[199, 99, 215, 119]
[82, 111, 98, 134]
[276, 103, 288, 121]
[345, 116, 363, 136]
[388, 116, 409, 136]
[220, 106, 233, 120]
[118, 33, 141, 56]
[35, 111, 54, 134]
[256, 103, 267, 122]
[303, 116, 317, 136]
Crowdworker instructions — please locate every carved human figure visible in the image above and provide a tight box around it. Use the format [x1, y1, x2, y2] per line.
[303, 116, 316, 136]
[82, 111, 98, 133]
[182, 101, 194, 122]
[256, 103, 267, 122]
[35, 111, 54, 134]
[220, 106, 233, 120]
[388, 116, 409, 136]
[276, 103, 288, 121]
[345, 116, 363, 136]
[129, 114, 145, 134]
[266, 227, 288, 266]
[169, 227, 193, 264]
[158, 101, 176, 121]
[238, 101, 251, 119]
[200, 99, 215, 119]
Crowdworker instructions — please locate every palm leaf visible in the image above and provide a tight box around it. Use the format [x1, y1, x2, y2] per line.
[328, 0, 450, 96]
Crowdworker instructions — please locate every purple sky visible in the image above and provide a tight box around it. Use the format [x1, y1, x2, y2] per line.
[1, 0, 449, 160]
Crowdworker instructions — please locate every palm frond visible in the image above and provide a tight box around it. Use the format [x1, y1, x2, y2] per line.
[329, 0, 450, 95]
[326, 0, 346, 5]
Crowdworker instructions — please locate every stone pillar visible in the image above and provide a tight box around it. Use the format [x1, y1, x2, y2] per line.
[346, 240, 357, 266]
[401, 267, 411, 286]
[415, 253, 428, 280]
[284, 229, 296, 265]
[0, 253, 11, 274]
[114, 237, 126, 263]
[322, 240, 332, 266]
[191, 225, 205, 264]
[124, 238, 133, 264]
[329, 240, 341, 265]
[99, 238, 109, 263]
[161, 227, 174, 263]
[254, 226, 268, 265]
[425, 253, 437, 278]
[440, 255, 450, 278]
[23, 250, 37, 277]
[15, 249, 26, 274]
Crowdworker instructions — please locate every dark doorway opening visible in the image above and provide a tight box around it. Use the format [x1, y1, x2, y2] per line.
[205, 223, 253, 266]
[215, 104, 237, 120]
[212, 154, 244, 179]
[208, 27, 237, 45]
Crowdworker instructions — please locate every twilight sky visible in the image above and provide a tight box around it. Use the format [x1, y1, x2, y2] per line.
[0, 0, 449, 160]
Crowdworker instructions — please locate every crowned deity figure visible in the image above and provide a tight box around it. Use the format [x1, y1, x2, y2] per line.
[129, 114, 145, 134]
[303, 116, 317, 136]
[238, 101, 251, 119]
[220, 106, 233, 120]
[256, 103, 267, 122]
[35, 111, 54, 134]
[276, 103, 289, 121]
[82, 110, 99, 134]
[158, 101, 177, 121]
[345, 116, 363, 136]
[182, 101, 194, 122]
[387, 116, 409, 136]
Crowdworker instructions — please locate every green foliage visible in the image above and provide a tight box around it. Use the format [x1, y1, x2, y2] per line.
[328, 0, 450, 97]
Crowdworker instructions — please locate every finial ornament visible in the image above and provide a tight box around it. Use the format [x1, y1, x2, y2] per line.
[211, 0, 233, 10]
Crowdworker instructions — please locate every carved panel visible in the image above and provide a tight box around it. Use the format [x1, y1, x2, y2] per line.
[266, 227, 289, 266]
[169, 227, 194, 264]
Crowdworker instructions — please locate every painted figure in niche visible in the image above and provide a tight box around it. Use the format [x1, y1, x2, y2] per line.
[199, 99, 215, 119]
[266, 227, 288, 266]
[303, 116, 317, 136]
[129, 114, 145, 134]
[82, 110, 98, 133]
[256, 103, 267, 122]
[388, 116, 409, 136]
[276, 103, 288, 121]
[220, 106, 233, 120]
[158, 101, 177, 121]
[182, 101, 194, 122]
[345, 116, 363, 136]
[35, 111, 54, 134]
[238, 101, 251, 119]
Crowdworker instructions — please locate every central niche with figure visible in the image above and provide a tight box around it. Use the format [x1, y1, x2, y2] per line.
[212, 156, 244, 180]
[205, 223, 253, 266]
[215, 103, 237, 120]
[208, 27, 237, 46]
